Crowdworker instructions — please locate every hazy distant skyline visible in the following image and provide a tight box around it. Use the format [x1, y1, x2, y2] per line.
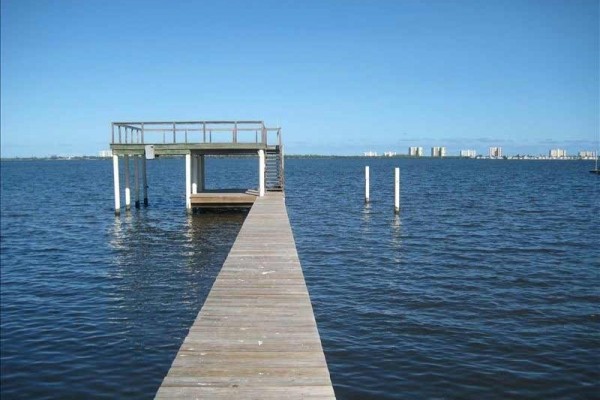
[1, 0, 598, 157]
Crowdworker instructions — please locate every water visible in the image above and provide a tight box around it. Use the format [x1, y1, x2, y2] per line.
[1, 157, 599, 399]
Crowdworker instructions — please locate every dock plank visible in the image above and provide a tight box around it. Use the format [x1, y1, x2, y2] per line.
[156, 192, 335, 399]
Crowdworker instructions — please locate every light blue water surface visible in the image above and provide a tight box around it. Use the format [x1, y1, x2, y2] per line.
[1, 157, 598, 399]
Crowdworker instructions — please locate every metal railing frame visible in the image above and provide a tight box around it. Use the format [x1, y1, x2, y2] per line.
[111, 121, 281, 147]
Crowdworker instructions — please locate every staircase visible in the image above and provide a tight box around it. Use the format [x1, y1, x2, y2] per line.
[265, 147, 284, 191]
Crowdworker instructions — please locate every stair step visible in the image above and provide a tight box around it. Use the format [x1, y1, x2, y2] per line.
[264, 148, 284, 192]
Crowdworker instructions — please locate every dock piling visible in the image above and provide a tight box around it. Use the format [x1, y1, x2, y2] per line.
[365, 166, 370, 203]
[185, 154, 192, 212]
[124, 154, 131, 211]
[134, 155, 140, 209]
[112, 155, 121, 215]
[394, 167, 400, 214]
[191, 155, 198, 194]
[142, 155, 148, 206]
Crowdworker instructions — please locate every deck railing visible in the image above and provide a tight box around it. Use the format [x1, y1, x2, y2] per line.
[111, 121, 282, 147]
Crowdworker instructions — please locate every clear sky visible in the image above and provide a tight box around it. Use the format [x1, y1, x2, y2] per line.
[1, 0, 598, 157]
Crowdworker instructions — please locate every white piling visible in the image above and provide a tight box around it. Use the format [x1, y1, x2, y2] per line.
[142, 155, 148, 206]
[112, 155, 121, 215]
[365, 166, 370, 203]
[258, 149, 265, 196]
[185, 154, 192, 211]
[394, 167, 400, 214]
[192, 155, 198, 194]
[134, 155, 140, 208]
[124, 154, 131, 211]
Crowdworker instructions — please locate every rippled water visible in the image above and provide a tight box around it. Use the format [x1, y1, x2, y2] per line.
[287, 158, 600, 399]
[1, 157, 599, 399]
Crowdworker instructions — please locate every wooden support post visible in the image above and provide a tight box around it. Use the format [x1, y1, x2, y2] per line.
[113, 155, 121, 215]
[258, 149, 265, 196]
[192, 155, 198, 194]
[134, 155, 140, 209]
[394, 167, 400, 214]
[142, 155, 148, 206]
[185, 153, 192, 212]
[124, 154, 131, 211]
[365, 166, 370, 203]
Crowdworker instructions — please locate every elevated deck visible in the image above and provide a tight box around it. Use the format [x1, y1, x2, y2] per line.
[155, 193, 335, 399]
[109, 120, 284, 214]
[109, 121, 281, 156]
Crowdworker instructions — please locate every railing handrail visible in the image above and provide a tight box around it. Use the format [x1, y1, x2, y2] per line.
[111, 121, 281, 146]
[113, 120, 264, 125]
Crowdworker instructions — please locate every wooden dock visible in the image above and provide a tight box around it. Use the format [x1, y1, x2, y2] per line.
[155, 192, 335, 399]
[191, 189, 257, 209]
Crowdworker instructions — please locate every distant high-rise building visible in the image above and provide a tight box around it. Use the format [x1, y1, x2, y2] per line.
[364, 151, 378, 157]
[460, 149, 476, 158]
[489, 147, 502, 158]
[383, 151, 397, 157]
[408, 147, 423, 157]
[578, 151, 597, 159]
[549, 149, 567, 158]
[431, 147, 446, 157]
[99, 150, 113, 158]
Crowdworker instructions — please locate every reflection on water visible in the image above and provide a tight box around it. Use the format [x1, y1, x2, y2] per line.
[390, 214, 403, 252]
[362, 202, 372, 221]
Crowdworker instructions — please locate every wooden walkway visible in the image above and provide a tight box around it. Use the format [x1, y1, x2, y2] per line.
[156, 193, 335, 399]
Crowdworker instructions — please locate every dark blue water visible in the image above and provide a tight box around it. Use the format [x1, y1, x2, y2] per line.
[1, 157, 599, 399]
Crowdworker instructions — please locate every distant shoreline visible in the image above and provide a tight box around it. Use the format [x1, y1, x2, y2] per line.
[1, 155, 597, 162]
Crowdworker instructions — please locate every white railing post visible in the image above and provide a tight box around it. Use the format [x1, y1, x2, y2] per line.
[113, 155, 121, 215]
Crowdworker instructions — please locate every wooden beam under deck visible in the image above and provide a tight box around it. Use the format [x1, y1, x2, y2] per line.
[155, 192, 335, 399]
[110, 143, 275, 156]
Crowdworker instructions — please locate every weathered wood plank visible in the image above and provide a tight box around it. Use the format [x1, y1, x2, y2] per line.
[155, 385, 335, 399]
[156, 192, 335, 399]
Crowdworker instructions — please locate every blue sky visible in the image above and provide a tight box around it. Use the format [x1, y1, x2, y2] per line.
[1, 0, 598, 156]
